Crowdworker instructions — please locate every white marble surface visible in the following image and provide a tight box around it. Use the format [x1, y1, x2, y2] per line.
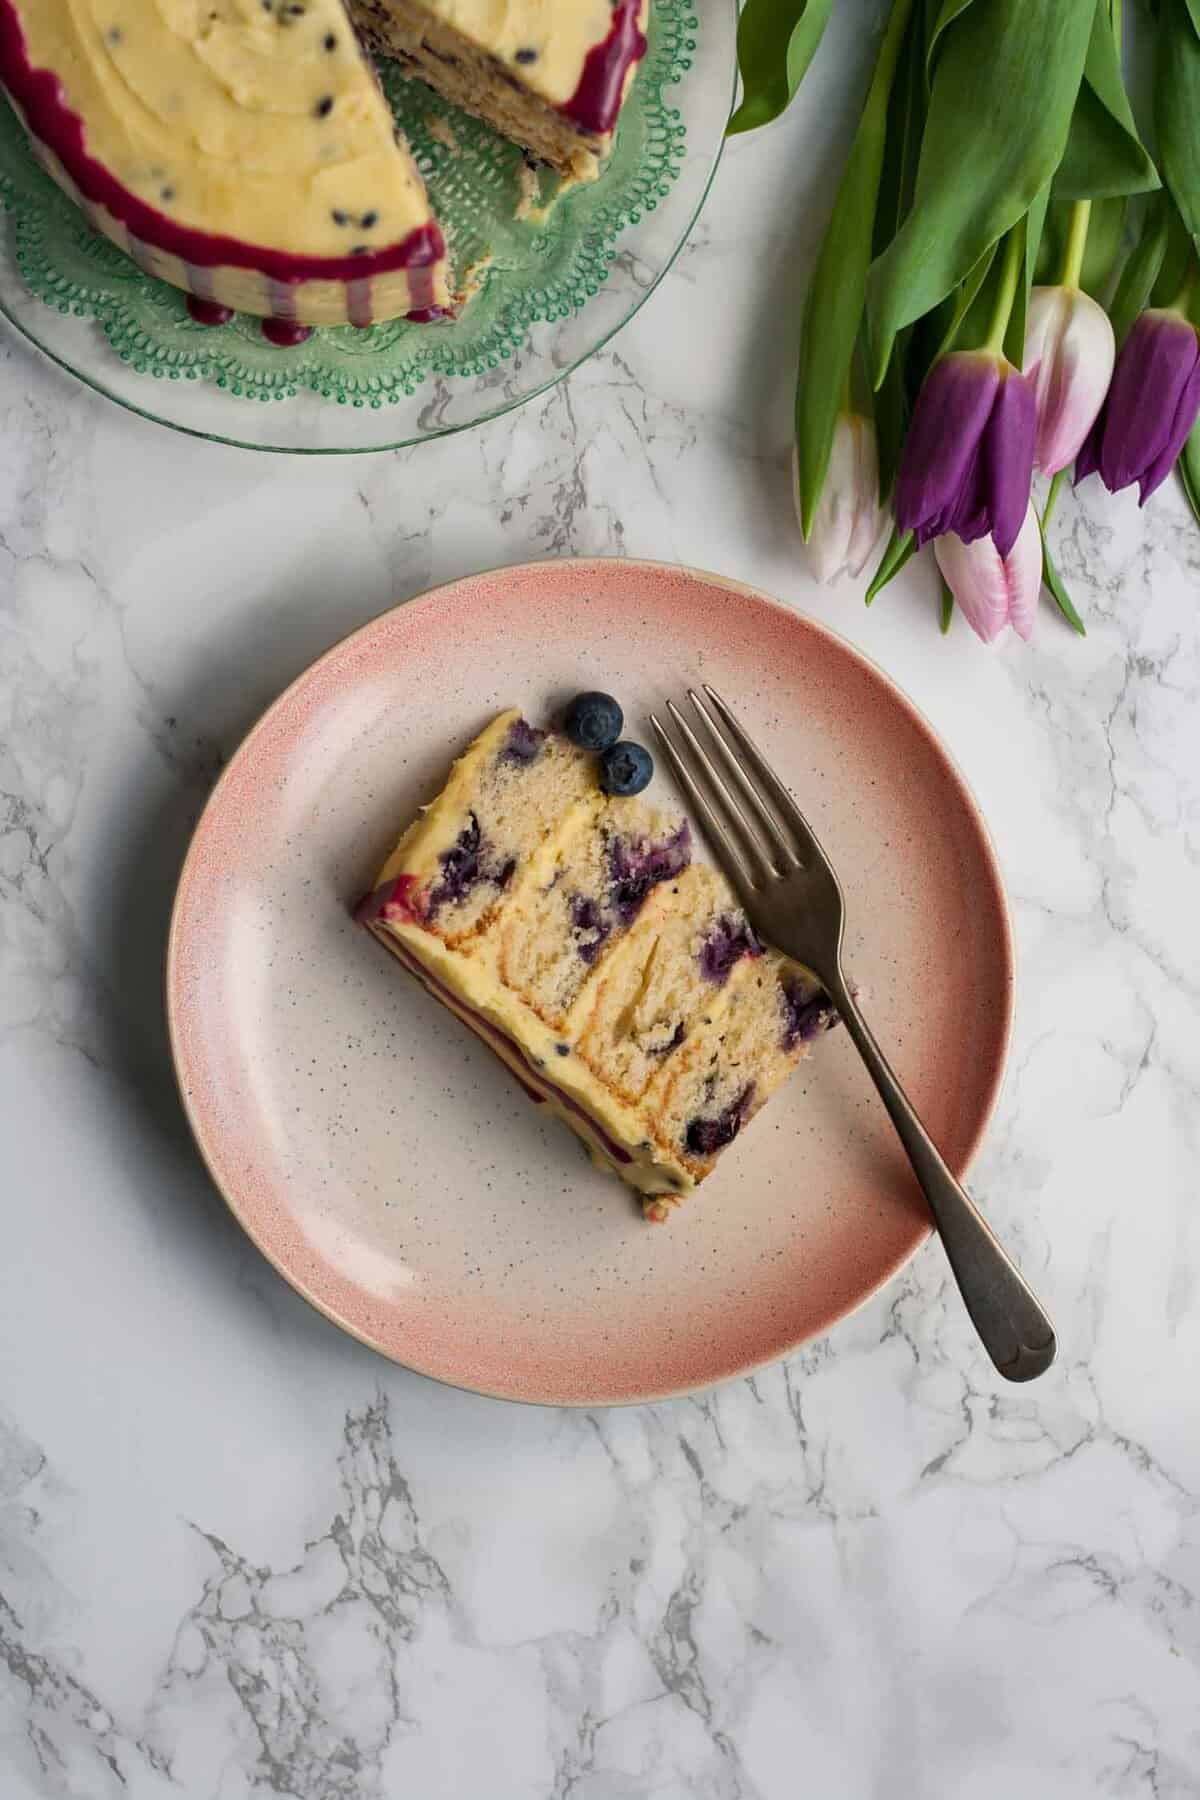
[3, 23, 1200, 1795]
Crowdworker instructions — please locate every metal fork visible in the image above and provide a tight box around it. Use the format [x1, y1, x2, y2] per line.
[650, 685, 1056, 1383]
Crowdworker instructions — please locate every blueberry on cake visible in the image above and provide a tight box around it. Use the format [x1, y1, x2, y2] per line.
[0, 0, 648, 332]
[356, 708, 836, 1220]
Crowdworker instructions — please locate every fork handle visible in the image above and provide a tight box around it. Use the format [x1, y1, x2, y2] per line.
[825, 973, 1056, 1382]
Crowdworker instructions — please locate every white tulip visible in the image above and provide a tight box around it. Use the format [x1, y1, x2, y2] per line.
[796, 413, 885, 583]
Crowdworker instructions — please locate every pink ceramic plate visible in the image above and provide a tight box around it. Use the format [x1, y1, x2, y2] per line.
[167, 560, 1013, 1405]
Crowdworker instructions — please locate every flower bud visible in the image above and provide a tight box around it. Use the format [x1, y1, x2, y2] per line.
[795, 413, 885, 583]
[934, 504, 1041, 644]
[1022, 286, 1115, 477]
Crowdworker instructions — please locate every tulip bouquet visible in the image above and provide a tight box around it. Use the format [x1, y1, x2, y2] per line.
[731, 0, 1200, 642]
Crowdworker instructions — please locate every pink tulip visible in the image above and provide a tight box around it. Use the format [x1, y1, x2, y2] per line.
[934, 504, 1041, 644]
[796, 413, 885, 582]
[1022, 286, 1115, 477]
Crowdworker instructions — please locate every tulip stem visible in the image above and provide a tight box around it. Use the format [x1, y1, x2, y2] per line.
[985, 228, 1024, 355]
[1041, 468, 1067, 529]
[1061, 201, 1092, 292]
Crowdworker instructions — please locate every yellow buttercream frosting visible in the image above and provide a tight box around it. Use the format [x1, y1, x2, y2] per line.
[416, 0, 619, 107]
[14, 0, 436, 259]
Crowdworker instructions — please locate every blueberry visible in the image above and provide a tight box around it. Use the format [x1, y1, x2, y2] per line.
[563, 691, 623, 751]
[599, 741, 653, 797]
[780, 977, 836, 1050]
[685, 1083, 755, 1157]
[699, 913, 761, 986]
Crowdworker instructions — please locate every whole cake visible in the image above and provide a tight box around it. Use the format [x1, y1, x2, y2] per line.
[0, 0, 648, 332]
[356, 710, 836, 1220]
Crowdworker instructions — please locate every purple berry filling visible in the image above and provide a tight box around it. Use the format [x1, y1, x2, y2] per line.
[500, 718, 546, 765]
[429, 812, 483, 911]
[427, 812, 514, 918]
[780, 977, 836, 1050]
[685, 1082, 756, 1157]
[570, 893, 612, 965]
[699, 913, 762, 986]
[650, 1021, 687, 1057]
[606, 821, 691, 926]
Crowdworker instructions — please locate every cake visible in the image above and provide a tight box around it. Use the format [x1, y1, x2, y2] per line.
[356, 710, 836, 1220]
[355, 0, 648, 181]
[0, 0, 648, 334]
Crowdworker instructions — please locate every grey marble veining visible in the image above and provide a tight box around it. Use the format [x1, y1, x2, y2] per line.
[2, 69, 1200, 1800]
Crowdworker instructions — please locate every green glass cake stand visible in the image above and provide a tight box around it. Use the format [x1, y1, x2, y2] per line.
[0, 0, 733, 453]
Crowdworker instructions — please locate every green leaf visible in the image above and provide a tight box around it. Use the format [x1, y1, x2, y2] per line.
[927, 0, 979, 81]
[939, 576, 955, 633]
[1151, 194, 1196, 308]
[867, 0, 1096, 384]
[1156, 0, 1200, 252]
[874, 332, 911, 507]
[865, 526, 917, 603]
[1037, 513, 1087, 635]
[727, 0, 834, 135]
[1185, 0, 1200, 39]
[935, 241, 999, 356]
[1042, 465, 1067, 528]
[1109, 193, 1169, 342]
[874, 0, 929, 251]
[870, 5, 932, 504]
[1055, 3, 1160, 201]
[1003, 189, 1051, 366]
[1180, 420, 1200, 526]
[795, 0, 918, 537]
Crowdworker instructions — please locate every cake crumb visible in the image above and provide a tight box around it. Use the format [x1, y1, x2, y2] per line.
[515, 156, 596, 227]
[514, 159, 542, 222]
[426, 113, 459, 153]
[453, 253, 493, 311]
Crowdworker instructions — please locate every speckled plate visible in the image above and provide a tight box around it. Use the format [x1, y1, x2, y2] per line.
[167, 559, 1014, 1405]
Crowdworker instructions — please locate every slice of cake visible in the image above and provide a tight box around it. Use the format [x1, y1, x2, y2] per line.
[0, 0, 648, 332]
[354, 0, 649, 180]
[356, 710, 836, 1219]
[0, 0, 450, 330]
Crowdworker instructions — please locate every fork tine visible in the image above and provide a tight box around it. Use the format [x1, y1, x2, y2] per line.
[688, 689, 800, 868]
[664, 700, 780, 881]
[648, 715, 764, 908]
[700, 684, 831, 869]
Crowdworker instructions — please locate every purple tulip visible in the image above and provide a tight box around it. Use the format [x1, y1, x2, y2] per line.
[895, 351, 1036, 557]
[1076, 309, 1200, 503]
